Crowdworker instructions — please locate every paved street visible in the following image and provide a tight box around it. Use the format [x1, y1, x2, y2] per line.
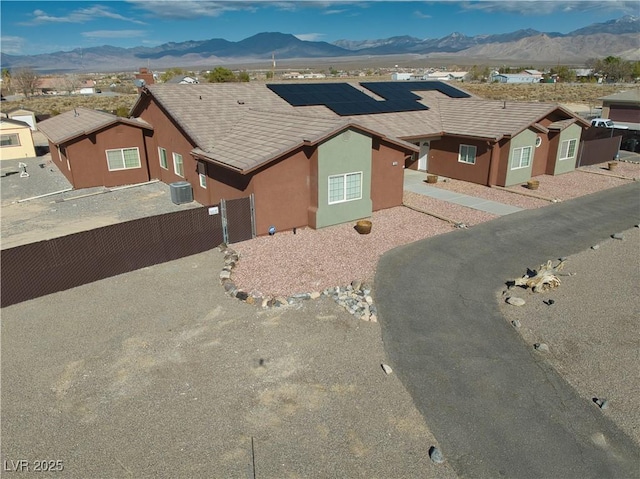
[375, 182, 640, 478]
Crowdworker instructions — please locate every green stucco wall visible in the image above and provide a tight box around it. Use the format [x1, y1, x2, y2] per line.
[504, 129, 536, 187]
[315, 129, 372, 229]
[553, 124, 582, 175]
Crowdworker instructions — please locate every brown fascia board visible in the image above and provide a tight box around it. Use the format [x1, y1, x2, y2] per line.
[193, 122, 419, 175]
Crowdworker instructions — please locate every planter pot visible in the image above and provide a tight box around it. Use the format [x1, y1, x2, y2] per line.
[426, 174, 438, 184]
[355, 220, 372, 235]
[527, 180, 540, 190]
[608, 161, 618, 171]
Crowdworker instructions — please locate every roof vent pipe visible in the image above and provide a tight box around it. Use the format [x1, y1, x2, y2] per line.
[503, 101, 506, 109]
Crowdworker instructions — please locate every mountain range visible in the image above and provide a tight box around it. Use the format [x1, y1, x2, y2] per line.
[2, 15, 638, 72]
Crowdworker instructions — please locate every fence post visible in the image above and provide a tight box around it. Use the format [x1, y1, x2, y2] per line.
[220, 199, 229, 244]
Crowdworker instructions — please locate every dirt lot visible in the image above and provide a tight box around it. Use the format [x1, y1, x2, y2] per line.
[1, 250, 458, 479]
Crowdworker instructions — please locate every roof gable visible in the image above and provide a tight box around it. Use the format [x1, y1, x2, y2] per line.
[38, 107, 152, 144]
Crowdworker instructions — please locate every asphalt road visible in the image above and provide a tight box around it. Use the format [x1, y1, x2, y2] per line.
[375, 181, 640, 478]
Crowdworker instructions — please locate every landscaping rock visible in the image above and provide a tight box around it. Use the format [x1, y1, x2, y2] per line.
[611, 232, 624, 240]
[591, 244, 600, 250]
[381, 364, 393, 375]
[310, 291, 321, 300]
[219, 270, 231, 280]
[511, 320, 521, 328]
[534, 343, 549, 352]
[429, 446, 445, 464]
[236, 291, 248, 301]
[506, 296, 526, 306]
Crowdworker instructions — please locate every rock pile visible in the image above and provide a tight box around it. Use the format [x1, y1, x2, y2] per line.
[218, 244, 378, 321]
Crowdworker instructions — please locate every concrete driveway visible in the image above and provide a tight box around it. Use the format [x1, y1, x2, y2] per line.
[375, 182, 640, 478]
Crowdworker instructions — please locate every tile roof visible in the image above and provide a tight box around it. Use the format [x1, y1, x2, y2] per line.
[438, 99, 563, 140]
[194, 109, 418, 172]
[37, 107, 151, 144]
[599, 89, 640, 104]
[138, 82, 586, 170]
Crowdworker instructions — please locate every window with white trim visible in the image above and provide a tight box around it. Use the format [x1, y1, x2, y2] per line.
[559, 139, 577, 160]
[458, 144, 476, 164]
[158, 147, 168, 169]
[106, 147, 141, 171]
[173, 152, 184, 177]
[328, 172, 362, 204]
[0, 134, 20, 147]
[511, 146, 532, 169]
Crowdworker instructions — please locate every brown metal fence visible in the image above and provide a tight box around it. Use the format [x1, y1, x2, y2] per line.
[221, 195, 255, 244]
[1, 206, 224, 308]
[577, 128, 624, 167]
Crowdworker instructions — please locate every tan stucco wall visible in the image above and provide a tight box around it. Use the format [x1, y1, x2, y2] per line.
[0, 125, 36, 160]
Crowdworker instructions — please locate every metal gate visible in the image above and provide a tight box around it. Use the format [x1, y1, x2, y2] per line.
[220, 194, 255, 244]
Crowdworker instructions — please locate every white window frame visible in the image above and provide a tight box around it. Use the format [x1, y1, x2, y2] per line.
[559, 139, 577, 161]
[173, 152, 184, 177]
[105, 147, 141, 171]
[0, 133, 20, 147]
[199, 172, 207, 188]
[458, 144, 476, 165]
[511, 146, 532, 170]
[158, 147, 168, 169]
[328, 171, 363, 205]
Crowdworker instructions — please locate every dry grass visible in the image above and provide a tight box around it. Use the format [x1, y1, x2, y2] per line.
[0, 94, 139, 117]
[460, 82, 632, 106]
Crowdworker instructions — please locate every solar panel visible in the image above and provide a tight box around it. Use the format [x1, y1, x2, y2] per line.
[267, 83, 435, 116]
[361, 81, 471, 99]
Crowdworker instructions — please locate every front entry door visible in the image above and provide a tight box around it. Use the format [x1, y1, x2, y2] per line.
[418, 142, 429, 170]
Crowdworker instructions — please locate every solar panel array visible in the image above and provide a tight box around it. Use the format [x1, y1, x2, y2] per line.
[361, 81, 471, 100]
[267, 81, 470, 116]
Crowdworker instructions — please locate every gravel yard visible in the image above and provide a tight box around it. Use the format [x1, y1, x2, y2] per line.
[233, 163, 639, 299]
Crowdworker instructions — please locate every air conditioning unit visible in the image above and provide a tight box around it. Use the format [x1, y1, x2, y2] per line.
[170, 181, 193, 205]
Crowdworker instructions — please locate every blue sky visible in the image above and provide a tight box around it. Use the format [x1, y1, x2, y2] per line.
[1, 1, 638, 55]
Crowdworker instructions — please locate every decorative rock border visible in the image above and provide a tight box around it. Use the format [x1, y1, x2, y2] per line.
[217, 243, 378, 322]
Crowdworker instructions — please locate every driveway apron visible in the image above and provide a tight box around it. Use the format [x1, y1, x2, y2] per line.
[375, 182, 640, 478]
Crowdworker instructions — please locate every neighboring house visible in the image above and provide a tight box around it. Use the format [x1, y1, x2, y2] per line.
[37, 108, 153, 189]
[38, 81, 589, 235]
[599, 90, 640, 126]
[392, 73, 412, 81]
[4, 107, 37, 130]
[77, 80, 97, 95]
[166, 76, 199, 84]
[493, 74, 541, 84]
[0, 118, 36, 160]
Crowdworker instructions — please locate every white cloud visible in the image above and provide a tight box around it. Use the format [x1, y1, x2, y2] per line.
[458, 0, 638, 16]
[0, 36, 26, 55]
[127, 0, 257, 19]
[414, 10, 432, 19]
[294, 33, 326, 41]
[22, 5, 146, 25]
[82, 30, 147, 39]
[323, 9, 346, 15]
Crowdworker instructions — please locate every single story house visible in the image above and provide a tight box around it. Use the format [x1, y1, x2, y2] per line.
[37, 108, 153, 189]
[0, 118, 36, 160]
[38, 81, 590, 235]
[492, 74, 541, 84]
[129, 84, 417, 235]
